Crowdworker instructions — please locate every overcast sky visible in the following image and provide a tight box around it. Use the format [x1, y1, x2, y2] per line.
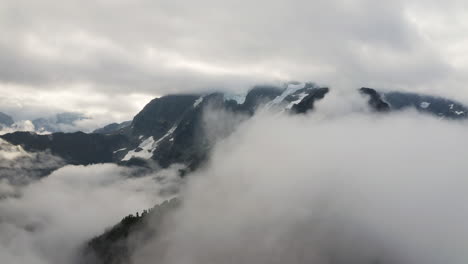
[1, 0, 467, 121]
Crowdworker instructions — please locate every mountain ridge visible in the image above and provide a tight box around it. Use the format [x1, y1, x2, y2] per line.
[2, 85, 467, 176]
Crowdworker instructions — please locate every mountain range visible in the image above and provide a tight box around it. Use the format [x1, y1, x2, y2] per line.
[2, 83, 468, 264]
[2, 84, 467, 177]
[0, 112, 91, 134]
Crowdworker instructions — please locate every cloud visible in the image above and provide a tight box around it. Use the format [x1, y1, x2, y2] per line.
[0, 162, 183, 264]
[129, 104, 468, 264]
[0, 139, 64, 186]
[1, 0, 468, 118]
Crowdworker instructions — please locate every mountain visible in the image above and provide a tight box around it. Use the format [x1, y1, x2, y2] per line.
[32, 112, 89, 133]
[1, 131, 128, 166]
[2, 84, 468, 264]
[0, 112, 14, 128]
[0, 111, 91, 134]
[382, 91, 467, 118]
[0, 138, 65, 185]
[360, 87, 390, 112]
[93, 121, 132, 134]
[0, 84, 330, 172]
[2, 84, 467, 176]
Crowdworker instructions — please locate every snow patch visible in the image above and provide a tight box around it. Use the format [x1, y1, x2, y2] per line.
[286, 92, 309, 109]
[193, 97, 204, 107]
[269, 83, 305, 106]
[113, 148, 127, 154]
[223, 93, 247, 104]
[455, 111, 465, 115]
[121, 125, 178, 161]
[420, 102, 431, 109]
[154, 126, 177, 146]
[122, 137, 155, 161]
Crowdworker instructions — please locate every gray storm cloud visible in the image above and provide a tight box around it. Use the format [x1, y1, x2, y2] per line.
[129, 105, 468, 264]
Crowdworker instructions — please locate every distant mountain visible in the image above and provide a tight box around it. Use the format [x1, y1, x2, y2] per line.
[0, 112, 91, 134]
[32, 112, 89, 133]
[383, 91, 467, 118]
[0, 112, 14, 128]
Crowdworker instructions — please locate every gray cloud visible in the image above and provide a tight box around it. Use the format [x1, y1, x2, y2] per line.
[0, 0, 467, 119]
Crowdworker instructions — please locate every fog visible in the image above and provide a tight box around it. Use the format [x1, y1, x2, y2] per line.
[130, 98, 468, 264]
[0, 160, 182, 264]
[2, 91, 468, 264]
[0, 139, 64, 185]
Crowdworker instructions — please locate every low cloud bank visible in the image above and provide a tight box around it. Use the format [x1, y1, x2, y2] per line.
[0, 139, 64, 186]
[0, 163, 182, 264]
[131, 106, 468, 264]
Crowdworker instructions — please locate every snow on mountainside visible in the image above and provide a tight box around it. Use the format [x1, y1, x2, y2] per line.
[2, 84, 468, 176]
[382, 91, 468, 118]
[118, 83, 330, 166]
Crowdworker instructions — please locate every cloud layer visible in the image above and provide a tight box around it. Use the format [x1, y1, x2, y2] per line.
[1, 0, 468, 119]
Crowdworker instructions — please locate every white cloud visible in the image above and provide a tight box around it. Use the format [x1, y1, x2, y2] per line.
[131, 107, 468, 264]
[0, 163, 183, 264]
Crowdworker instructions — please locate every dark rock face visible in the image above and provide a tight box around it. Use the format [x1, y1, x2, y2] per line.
[0, 112, 14, 127]
[360, 87, 468, 119]
[93, 121, 132, 134]
[291, 87, 329, 114]
[240, 85, 284, 113]
[383, 91, 468, 119]
[131, 95, 199, 139]
[360, 87, 390, 112]
[1, 132, 129, 165]
[144, 93, 234, 170]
